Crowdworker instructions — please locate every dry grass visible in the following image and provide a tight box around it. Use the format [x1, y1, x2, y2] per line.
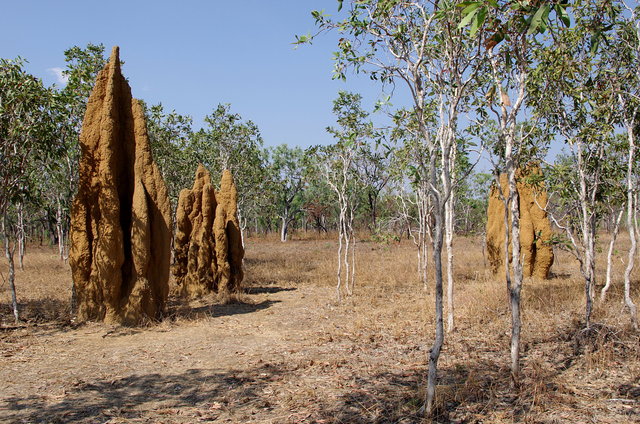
[0, 234, 638, 423]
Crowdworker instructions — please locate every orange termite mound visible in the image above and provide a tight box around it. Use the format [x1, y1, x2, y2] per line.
[486, 166, 554, 279]
[69, 47, 172, 325]
[173, 166, 244, 297]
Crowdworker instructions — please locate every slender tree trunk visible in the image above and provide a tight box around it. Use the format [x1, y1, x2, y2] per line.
[507, 165, 523, 384]
[371, 195, 378, 231]
[445, 192, 455, 332]
[17, 202, 25, 271]
[499, 177, 512, 300]
[280, 215, 289, 242]
[623, 124, 639, 329]
[7, 244, 19, 323]
[343, 216, 352, 296]
[336, 205, 345, 302]
[425, 200, 444, 414]
[237, 207, 246, 250]
[349, 206, 356, 294]
[56, 199, 66, 261]
[444, 127, 457, 333]
[482, 231, 487, 270]
[577, 143, 595, 329]
[424, 112, 447, 413]
[582, 219, 596, 330]
[601, 209, 624, 302]
[3, 215, 19, 323]
[418, 187, 429, 290]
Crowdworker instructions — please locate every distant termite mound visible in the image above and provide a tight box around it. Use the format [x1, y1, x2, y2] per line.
[69, 46, 172, 325]
[173, 166, 244, 297]
[486, 166, 554, 279]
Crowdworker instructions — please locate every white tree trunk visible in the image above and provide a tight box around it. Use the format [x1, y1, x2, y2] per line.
[349, 206, 356, 294]
[336, 203, 346, 302]
[280, 215, 289, 242]
[622, 124, 639, 329]
[445, 189, 455, 333]
[56, 200, 66, 261]
[17, 202, 24, 271]
[601, 209, 624, 302]
[506, 152, 523, 382]
[576, 140, 597, 329]
[418, 186, 429, 290]
[237, 207, 246, 250]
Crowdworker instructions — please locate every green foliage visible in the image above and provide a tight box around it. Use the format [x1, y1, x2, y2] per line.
[457, 0, 571, 42]
[62, 43, 108, 101]
[0, 57, 65, 230]
[143, 102, 194, 207]
[370, 230, 400, 244]
[266, 144, 307, 234]
[189, 104, 268, 224]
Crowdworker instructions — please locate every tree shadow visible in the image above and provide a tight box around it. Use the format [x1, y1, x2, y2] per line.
[197, 299, 280, 318]
[0, 298, 72, 327]
[1, 364, 285, 424]
[2, 323, 636, 424]
[165, 298, 280, 321]
[312, 369, 427, 424]
[1, 363, 431, 424]
[1, 291, 282, 329]
[244, 286, 296, 294]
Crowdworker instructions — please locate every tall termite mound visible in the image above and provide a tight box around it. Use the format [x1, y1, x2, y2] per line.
[69, 46, 172, 325]
[486, 166, 554, 279]
[173, 167, 244, 297]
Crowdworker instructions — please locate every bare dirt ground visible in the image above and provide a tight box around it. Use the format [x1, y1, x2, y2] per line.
[0, 236, 638, 423]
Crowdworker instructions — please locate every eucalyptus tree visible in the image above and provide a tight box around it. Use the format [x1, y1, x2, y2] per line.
[143, 102, 195, 208]
[0, 58, 63, 321]
[302, 0, 488, 411]
[321, 91, 371, 301]
[301, 150, 336, 234]
[390, 110, 434, 290]
[355, 140, 392, 231]
[457, 0, 572, 383]
[47, 43, 108, 260]
[529, 1, 623, 330]
[267, 144, 307, 242]
[603, 0, 640, 328]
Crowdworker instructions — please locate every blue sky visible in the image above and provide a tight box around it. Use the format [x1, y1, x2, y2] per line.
[1, 0, 391, 148]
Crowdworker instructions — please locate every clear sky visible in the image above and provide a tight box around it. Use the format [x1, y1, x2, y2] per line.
[0, 0, 389, 148]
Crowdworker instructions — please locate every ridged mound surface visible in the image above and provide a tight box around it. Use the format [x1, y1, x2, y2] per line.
[173, 166, 244, 297]
[69, 46, 172, 325]
[486, 166, 554, 279]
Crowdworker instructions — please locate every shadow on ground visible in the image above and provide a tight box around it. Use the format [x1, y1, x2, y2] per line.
[244, 285, 296, 295]
[166, 298, 280, 321]
[1, 365, 283, 423]
[1, 363, 429, 424]
[0, 360, 557, 424]
[0, 298, 71, 326]
[2, 328, 638, 424]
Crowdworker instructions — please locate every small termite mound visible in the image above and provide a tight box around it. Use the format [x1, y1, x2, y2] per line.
[216, 169, 245, 292]
[69, 46, 172, 325]
[173, 166, 244, 297]
[486, 166, 554, 279]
